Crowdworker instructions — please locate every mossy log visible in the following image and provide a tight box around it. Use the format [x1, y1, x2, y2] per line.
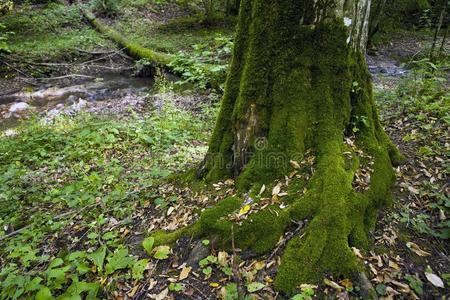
[78, 4, 222, 88]
[150, 0, 405, 294]
[79, 5, 172, 67]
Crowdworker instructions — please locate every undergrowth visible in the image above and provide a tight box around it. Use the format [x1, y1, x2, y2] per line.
[376, 58, 449, 240]
[0, 3, 113, 60]
[0, 95, 216, 298]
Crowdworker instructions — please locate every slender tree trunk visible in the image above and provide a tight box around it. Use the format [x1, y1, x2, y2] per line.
[430, 0, 447, 60]
[368, 0, 387, 46]
[153, 0, 404, 294]
[438, 23, 449, 57]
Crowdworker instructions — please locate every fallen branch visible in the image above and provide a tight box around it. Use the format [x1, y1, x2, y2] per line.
[0, 59, 32, 78]
[0, 203, 98, 242]
[34, 74, 96, 81]
[76, 2, 223, 89]
[75, 47, 118, 55]
[231, 225, 245, 300]
[78, 4, 172, 67]
[267, 219, 306, 262]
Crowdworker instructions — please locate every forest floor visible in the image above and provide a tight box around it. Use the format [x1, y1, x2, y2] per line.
[0, 1, 449, 299]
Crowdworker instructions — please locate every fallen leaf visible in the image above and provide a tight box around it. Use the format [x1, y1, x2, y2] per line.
[179, 266, 191, 281]
[324, 278, 343, 291]
[247, 282, 265, 292]
[272, 183, 281, 196]
[339, 279, 353, 289]
[239, 205, 251, 216]
[290, 160, 300, 169]
[259, 184, 266, 195]
[167, 206, 175, 216]
[351, 247, 364, 259]
[155, 288, 168, 300]
[407, 186, 419, 195]
[425, 272, 444, 288]
[406, 242, 431, 256]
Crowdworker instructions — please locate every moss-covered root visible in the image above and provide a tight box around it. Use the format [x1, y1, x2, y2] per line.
[151, 196, 291, 255]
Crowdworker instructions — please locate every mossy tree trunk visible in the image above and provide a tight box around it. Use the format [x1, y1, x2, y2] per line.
[154, 0, 404, 294]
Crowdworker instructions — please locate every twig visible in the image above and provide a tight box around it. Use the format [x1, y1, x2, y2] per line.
[187, 280, 209, 299]
[75, 48, 118, 55]
[231, 224, 245, 300]
[267, 220, 306, 262]
[79, 48, 127, 65]
[0, 59, 32, 78]
[0, 203, 98, 242]
[34, 74, 96, 81]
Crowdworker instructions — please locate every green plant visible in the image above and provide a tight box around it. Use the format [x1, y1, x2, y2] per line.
[168, 33, 233, 90]
[0, 22, 12, 52]
[0, 97, 216, 297]
[90, 0, 121, 16]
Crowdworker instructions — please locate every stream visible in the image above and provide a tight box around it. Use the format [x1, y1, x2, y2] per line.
[0, 72, 154, 131]
[0, 56, 408, 133]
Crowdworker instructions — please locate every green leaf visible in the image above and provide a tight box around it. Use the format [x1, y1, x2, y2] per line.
[132, 259, 149, 280]
[222, 283, 238, 300]
[105, 248, 135, 275]
[67, 251, 86, 261]
[375, 283, 387, 296]
[246, 282, 265, 293]
[405, 275, 423, 295]
[48, 258, 64, 269]
[153, 246, 170, 260]
[202, 266, 212, 275]
[206, 255, 217, 264]
[221, 267, 233, 276]
[25, 277, 43, 292]
[202, 239, 210, 246]
[88, 246, 106, 273]
[142, 237, 155, 254]
[199, 258, 209, 267]
[35, 287, 52, 300]
[46, 265, 71, 289]
[168, 282, 184, 292]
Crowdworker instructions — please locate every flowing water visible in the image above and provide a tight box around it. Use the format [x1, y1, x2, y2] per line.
[0, 73, 154, 130]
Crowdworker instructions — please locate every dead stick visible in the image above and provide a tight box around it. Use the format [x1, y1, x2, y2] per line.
[231, 224, 245, 300]
[0, 203, 98, 242]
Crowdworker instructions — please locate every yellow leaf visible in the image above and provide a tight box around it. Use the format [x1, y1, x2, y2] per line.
[254, 260, 265, 271]
[239, 205, 251, 216]
[406, 242, 431, 256]
[210, 282, 220, 288]
[339, 279, 353, 289]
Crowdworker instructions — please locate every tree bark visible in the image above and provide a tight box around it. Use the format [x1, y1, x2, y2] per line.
[152, 0, 404, 294]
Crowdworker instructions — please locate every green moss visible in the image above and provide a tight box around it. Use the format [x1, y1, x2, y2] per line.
[151, 1, 403, 294]
[235, 207, 289, 254]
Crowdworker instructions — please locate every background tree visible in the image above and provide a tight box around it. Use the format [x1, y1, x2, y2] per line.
[153, 0, 404, 293]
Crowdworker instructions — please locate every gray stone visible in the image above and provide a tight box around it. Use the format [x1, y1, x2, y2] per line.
[9, 102, 30, 113]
